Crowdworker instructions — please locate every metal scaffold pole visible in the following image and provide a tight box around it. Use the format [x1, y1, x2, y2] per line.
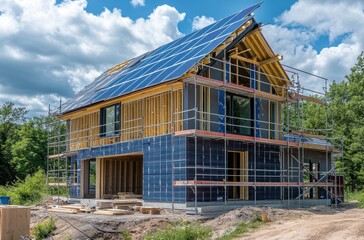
[171, 86, 175, 213]
[325, 78, 329, 206]
[194, 67, 198, 215]
[286, 92, 289, 208]
[253, 65, 257, 206]
[57, 99, 62, 200]
[223, 53, 227, 208]
[46, 104, 50, 195]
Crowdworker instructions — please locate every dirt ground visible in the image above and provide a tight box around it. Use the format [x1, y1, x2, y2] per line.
[240, 205, 364, 240]
[30, 202, 364, 239]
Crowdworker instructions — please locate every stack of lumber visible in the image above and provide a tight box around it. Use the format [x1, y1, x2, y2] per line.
[93, 209, 134, 215]
[140, 207, 161, 215]
[96, 201, 113, 210]
[118, 192, 142, 199]
[0, 205, 30, 240]
[48, 204, 95, 214]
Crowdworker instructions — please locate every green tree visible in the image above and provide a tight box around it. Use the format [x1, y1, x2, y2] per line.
[11, 116, 49, 179]
[0, 102, 28, 184]
[327, 52, 364, 191]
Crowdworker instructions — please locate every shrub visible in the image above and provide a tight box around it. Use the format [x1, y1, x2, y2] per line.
[32, 217, 56, 240]
[0, 169, 47, 205]
[145, 221, 211, 240]
[347, 191, 364, 208]
[120, 229, 132, 240]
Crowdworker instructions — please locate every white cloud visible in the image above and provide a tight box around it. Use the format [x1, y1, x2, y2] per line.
[263, 0, 364, 94]
[0, 0, 185, 115]
[192, 16, 216, 31]
[130, 0, 145, 7]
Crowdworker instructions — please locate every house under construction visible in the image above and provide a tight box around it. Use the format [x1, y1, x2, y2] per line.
[47, 3, 344, 213]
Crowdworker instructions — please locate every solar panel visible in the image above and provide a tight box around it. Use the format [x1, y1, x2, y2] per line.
[62, 3, 261, 113]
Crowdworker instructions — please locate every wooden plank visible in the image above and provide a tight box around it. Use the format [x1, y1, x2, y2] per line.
[93, 209, 134, 215]
[96, 201, 113, 209]
[61, 204, 84, 211]
[140, 207, 161, 215]
[48, 208, 78, 214]
[0, 206, 30, 240]
[174, 129, 299, 147]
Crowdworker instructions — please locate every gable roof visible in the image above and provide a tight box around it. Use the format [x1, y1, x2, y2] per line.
[62, 3, 262, 113]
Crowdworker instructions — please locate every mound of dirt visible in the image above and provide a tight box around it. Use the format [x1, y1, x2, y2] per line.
[204, 206, 312, 239]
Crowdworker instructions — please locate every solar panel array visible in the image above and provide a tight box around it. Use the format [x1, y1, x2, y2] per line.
[62, 3, 261, 113]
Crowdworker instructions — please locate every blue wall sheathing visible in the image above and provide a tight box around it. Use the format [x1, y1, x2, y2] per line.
[70, 135, 187, 203]
[70, 135, 282, 202]
[186, 138, 281, 202]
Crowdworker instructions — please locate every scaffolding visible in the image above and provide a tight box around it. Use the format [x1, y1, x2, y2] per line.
[47, 101, 78, 199]
[46, 54, 344, 212]
[171, 56, 344, 213]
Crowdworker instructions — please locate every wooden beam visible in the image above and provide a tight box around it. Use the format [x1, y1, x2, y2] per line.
[230, 54, 257, 65]
[259, 54, 283, 66]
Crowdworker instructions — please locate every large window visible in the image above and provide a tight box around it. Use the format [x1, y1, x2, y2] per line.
[100, 104, 121, 137]
[226, 94, 252, 136]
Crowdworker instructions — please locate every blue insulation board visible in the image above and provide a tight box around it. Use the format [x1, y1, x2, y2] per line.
[69, 135, 187, 202]
[62, 3, 261, 113]
[218, 90, 226, 133]
[186, 138, 281, 202]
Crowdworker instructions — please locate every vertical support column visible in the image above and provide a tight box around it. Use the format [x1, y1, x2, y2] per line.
[223, 51, 227, 208]
[171, 86, 175, 213]
[325, 78, 329, 206]
[57, 99, 62, 199]
[194, 69, 198, 215]
[250, 63, 258, 205]
[286, 91, 290, 208]
[46, 104, 50, 195]
[297, 76, 302, 207]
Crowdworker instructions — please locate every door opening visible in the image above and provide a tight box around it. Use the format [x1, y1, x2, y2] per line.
[227, 151, 249, 200]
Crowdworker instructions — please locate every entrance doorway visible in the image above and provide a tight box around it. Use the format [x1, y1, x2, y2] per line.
[227, 151, 249, 200]
[95, 154, 143, 199]
[82, 159, 96, 198]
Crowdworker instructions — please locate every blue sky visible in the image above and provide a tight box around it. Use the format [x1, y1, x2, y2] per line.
[0, 0, 363, 115]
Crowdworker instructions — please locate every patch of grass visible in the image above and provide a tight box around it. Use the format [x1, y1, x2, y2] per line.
[218, 216, 265, 240]
[145, 221, 211, 240]
[120, 229, 132, 240]
[32, 217, 56, 240]
[347, 191, 364, 208]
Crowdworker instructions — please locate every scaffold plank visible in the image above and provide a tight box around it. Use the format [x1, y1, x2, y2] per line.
[174, 129, 299, 147]
[48, 152, 77, 159]
[173, 180, 336, 187]
[189, 76, 286, 103]
[48, 183, 78, 186]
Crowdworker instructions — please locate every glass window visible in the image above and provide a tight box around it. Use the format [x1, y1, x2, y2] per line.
[226, 94, 251, 136]
[100, 104, 120, 137]
[270, 101, 276, 139]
